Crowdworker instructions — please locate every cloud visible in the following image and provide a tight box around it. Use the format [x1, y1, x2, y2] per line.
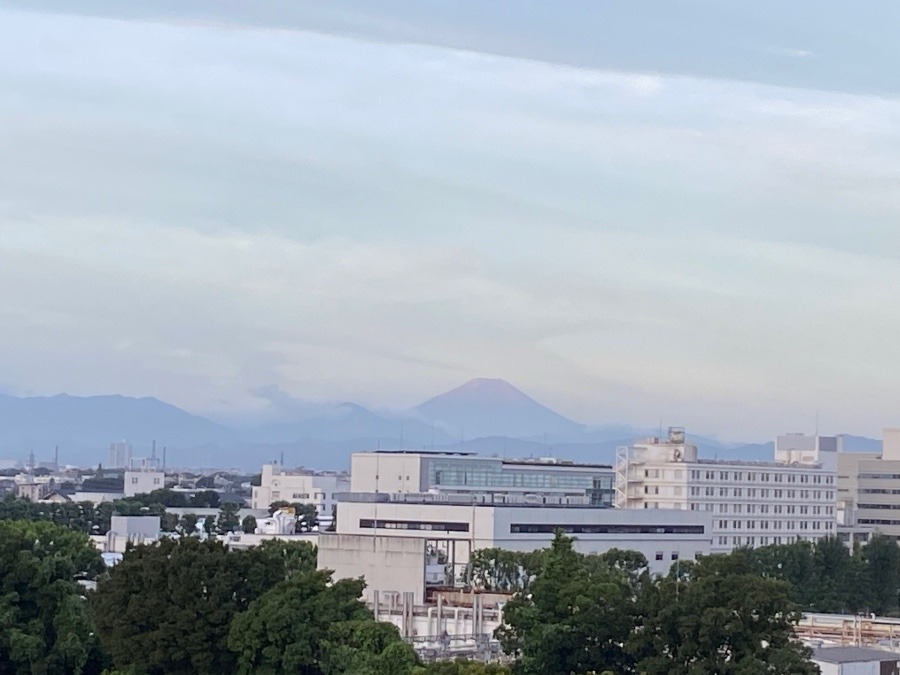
[2, 7, 900, 439]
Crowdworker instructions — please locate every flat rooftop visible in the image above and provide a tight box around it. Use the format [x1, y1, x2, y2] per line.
[813, 646, 899, 664]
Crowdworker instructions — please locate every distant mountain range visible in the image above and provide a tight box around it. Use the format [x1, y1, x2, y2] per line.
[0, 380, 883, 470]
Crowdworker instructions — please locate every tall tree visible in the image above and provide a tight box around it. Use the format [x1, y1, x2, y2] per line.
[0, 520, 106, 674]
[228, 571, 396, 674]
[217, 502, 241, 533]
[629, 553, 817, 675]
[496, 532, 636, 675]
[92, 538, 258, 673]
[861, 534, 900, 614]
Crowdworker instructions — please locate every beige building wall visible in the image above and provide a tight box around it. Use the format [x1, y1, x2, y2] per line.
[350, 453, 425, 493]
[318, 533, 428, 602]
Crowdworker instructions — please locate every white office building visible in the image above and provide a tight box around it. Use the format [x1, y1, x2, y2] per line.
[251, 463, 350, 524]
[616, 428, 837, 553]
[350, 450, 614, 506]
[320, 493, 713, 602]
[838, 428, 900, 543]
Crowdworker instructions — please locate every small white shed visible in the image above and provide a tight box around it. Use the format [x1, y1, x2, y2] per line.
[812, 646, 900, 675]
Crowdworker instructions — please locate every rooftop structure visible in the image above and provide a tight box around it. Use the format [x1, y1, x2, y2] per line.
[350, 450, 614, 507]
[812, 646, 900, 675]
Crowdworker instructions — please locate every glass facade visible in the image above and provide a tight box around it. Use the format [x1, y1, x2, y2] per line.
[425, 458, 614, 507]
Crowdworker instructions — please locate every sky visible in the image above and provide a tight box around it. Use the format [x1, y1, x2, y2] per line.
[2, 1, 900, 440]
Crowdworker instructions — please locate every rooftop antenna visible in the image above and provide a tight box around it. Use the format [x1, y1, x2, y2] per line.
[815, 409, 820, 436]
[54, 445, 58, 467]
[28, 449, 35, 472]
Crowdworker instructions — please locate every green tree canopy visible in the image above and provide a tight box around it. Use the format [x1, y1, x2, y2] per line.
[628, 553, 817, 675]
[0, 519, 106, 674]
[228, 571, 401, 675]
[496, 532, 637, 675]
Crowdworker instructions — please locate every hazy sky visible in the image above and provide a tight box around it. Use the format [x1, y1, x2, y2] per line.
[2, 1, 900, 440]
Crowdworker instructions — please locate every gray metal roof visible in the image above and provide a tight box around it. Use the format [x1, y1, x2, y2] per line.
[813, 646, 900, 664]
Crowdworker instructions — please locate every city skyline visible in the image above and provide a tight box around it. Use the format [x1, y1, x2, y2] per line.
[3, 2, 900, 439]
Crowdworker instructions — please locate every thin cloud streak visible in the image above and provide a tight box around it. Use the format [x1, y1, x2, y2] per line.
[1, 6, 900, 439]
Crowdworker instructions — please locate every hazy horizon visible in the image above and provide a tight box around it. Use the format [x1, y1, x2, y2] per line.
[3, 2, 900, 440]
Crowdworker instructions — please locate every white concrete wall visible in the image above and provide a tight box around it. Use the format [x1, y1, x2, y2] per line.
[124, 470, 164, 497]
[350, 453, 424, 493]
[335, 500, 712, 575]
[72, 491, 125, 505]
[318, 533, 427, 602]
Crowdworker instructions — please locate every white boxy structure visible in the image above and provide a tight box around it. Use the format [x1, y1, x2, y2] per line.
[251, 463, 349, 526]
[318, 493, 712, 603]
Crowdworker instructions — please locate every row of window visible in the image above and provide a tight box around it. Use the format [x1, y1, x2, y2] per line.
[510, 523, 706, 535]
[715, 519, 832, 531]
[859, 488, 900, 495]
[689, 470, 832, 484]
[859, 518, 900, 526]
[687, 487, 833, 500]
[859, 474, 900, 480]
[715, 535, 812, 547]
[358, 519, 469, 532]
[858, 503, 900, 510]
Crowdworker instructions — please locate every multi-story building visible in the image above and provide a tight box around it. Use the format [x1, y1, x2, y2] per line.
[350, 450, 614, 506]
[320, 493, 713, 602]
[839, 428, 900, 541]
[108, 441, 133, 469]
[251, 463, 350, 524]
[616, 427, 837, 553]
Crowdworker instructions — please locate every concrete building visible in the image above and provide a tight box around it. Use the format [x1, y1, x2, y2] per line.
[71, 490, 126, 505]
[350, 450, 614, 506]
[812, 646, 900, 675]
[124, 469, 165, 498]
[838, 429, 900, 542]
[108, 441, 133, 469]
[251, 463, 349, 525]
[616, 427, 837, 553]
[319, 493, 713, 602]
[98, 515, 161, 553]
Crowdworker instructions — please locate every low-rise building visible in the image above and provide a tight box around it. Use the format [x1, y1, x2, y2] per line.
[319, 493, 713, 602]
[616, 427, 837, 553]
[124, 469, 165, 498]
[812, 646, 900, 675]
[251, 463, 349, 524]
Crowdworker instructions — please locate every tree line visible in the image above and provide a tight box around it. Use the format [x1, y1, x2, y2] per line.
[467, 534, 900, 616]
[0, 517, 504, 675]
[0, 492, 259, 538]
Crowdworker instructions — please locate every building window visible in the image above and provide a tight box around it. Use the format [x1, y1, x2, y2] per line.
[510, 523, 705, 535]
[655, 551, 664, 561]
[671, 552, 679, 561]
[359, 519, 469, 533]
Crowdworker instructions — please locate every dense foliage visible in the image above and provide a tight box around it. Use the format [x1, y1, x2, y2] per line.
[7, 498, 900, 675]
[496, 533, 817, 675]
[0, 520, 106, 674]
